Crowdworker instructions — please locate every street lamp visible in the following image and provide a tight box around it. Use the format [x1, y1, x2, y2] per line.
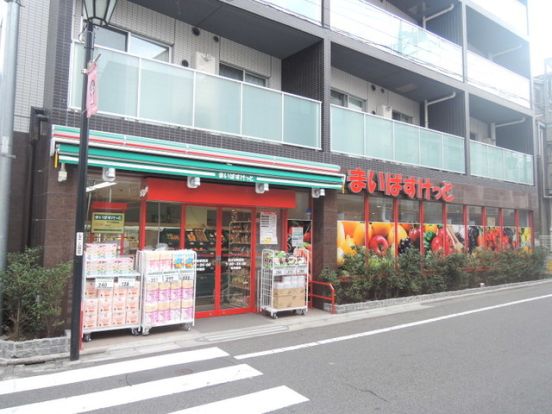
[70, 0, 118, 361]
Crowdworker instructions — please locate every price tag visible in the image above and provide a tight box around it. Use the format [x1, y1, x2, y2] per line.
[95, 278, 114, 289]
[118, 277, 136, 288]
[163, 274, 175, 283]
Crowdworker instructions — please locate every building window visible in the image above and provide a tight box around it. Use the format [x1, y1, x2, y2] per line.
[392, 110, 414, 124]
[219, 63, 267, 86]
[94, 26, 170, 62]
[331, 89, 365, 111]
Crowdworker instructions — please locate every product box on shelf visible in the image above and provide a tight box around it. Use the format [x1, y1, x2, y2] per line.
[273, 294, 305, 309]
[273, 287, 306, 297]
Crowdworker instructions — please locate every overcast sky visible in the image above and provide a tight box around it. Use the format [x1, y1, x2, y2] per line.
[529, 0, 552, 75]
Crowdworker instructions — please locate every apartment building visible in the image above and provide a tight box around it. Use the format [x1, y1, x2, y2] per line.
[8, 0, 535, 319]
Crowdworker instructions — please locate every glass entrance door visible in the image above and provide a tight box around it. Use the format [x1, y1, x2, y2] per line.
[221, 209, 252, 310]
[185, 206, 254, 316]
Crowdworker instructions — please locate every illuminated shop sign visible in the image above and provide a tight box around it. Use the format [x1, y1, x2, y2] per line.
[346, 169, 454, 202]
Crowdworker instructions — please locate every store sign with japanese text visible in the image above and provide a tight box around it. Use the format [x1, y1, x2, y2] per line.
[346, 169, 454, 202]
[91, 212, 125, 234]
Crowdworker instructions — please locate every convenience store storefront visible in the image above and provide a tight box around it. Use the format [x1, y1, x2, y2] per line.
[51, 125, 344, 318]
[337, 168, 535, 263]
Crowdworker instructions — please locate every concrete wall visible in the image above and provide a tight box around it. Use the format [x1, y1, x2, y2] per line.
[13, 0, 50, 133]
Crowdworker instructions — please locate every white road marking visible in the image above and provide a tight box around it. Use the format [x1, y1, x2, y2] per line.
[0, 347, 228, 395]
[0, 364, 261, 414]
[171, 386, 309, 414]
[235, 293, 552, 360]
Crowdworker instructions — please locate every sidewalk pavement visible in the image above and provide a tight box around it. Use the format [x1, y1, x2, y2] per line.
[3, 278, 552, 376]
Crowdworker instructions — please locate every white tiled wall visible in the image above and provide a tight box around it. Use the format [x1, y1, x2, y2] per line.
[331, 67, 420, 125]
[14, 0, 51, 133]
[72, 0, 282, 89]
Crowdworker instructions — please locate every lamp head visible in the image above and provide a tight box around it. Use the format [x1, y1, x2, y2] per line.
[82, 0, 119, 27]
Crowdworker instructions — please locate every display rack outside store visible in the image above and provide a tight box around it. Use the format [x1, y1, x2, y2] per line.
[137, 250, 197, 335]
[260, 249, 308, 319]
[82, 243, 142, 342]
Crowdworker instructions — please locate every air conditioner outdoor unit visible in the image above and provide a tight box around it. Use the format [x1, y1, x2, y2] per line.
[193, 52, 217, 74]
[377, 105, 393, 119]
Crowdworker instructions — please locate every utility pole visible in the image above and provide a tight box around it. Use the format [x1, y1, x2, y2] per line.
[0, 0, 21, 332]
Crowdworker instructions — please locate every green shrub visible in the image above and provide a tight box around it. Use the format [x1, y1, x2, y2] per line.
[0, 248, 71, 340]
[321, 247, 547, 306]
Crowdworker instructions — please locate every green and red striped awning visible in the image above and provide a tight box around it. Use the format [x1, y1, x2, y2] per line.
[51, 125, 345, 190]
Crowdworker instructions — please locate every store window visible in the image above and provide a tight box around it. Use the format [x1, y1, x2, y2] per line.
[423, 202, 442, 254]
[337, 194, 365, 264]
[219, 63, 267, 87]
[447, 204, 465, 253]
[485, 207, 500, 251]
[397, 199, 419, 255]
[145, 203, 181, 250]
[85, 176, 141, 256]
[519, 210, 532, 249]
[367, 196, 393, 256]
[94, 26, 170, 62]
[330, 89, 365, 111]
[501, 209, 516, 249]
[467, 206, 483, 253]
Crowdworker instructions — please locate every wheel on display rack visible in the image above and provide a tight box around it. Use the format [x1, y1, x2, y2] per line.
[271, 313, 278, 319]
[83, 333, 92, 342]
[131, 327, 140, 336]
[142, 328, 150, 336]
[183, 323, 191, 332]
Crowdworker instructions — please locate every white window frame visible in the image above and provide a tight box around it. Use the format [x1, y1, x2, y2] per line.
[219, 62, 268, 87]
[330, 89, 365, 111]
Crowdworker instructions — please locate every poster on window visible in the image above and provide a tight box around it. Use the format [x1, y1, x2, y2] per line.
[467, 225, 484, 253]
[520, 227, 532, 250]
[502, 227, 516, 250]
[260, 211, 278, 245]
[287, 220, 311, 253]
[447, 225, 465, 253]
[337, 220, 365, 265]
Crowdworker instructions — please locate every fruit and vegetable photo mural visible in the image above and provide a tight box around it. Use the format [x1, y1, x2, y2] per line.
[336, 193, 534, 264]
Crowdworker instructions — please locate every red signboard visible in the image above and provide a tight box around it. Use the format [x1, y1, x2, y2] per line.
[86, 61, 98, 118]
[346, 169, 454, 202]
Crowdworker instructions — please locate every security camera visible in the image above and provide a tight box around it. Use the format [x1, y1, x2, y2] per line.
[255, 182, 269, 194]
[102, 167, 116, 182]
[187, 176, 200, 189]
[311, 188, 325, 198]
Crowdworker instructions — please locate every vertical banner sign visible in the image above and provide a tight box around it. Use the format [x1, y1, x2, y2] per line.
[86, 61, 98, 118]
[76, 232, 84, 256]
[260, 212, 278, 245]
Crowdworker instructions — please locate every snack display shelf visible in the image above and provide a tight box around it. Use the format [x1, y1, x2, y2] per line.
[137, 250, 197, 336]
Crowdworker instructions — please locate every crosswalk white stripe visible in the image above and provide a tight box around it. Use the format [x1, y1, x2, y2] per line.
[0, 347, 228, 396]
[0, 364, 261, 414]
[171, 386, 309, 414]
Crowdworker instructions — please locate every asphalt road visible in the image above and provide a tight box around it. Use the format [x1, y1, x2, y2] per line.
[2, 282, 552, 413]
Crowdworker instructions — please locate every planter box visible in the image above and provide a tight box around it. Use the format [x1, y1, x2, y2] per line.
[0, 330, 70, 360]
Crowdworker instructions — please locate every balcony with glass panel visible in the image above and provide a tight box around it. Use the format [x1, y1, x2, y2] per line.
[330, 0, 463, 80]
[331, 105, 465, 174]
[467, 51, 531, 109]
[252, 0, 322, 24]
[467, 0, 528, 37]
[69, 43, 321, 149]
[470, 141, 533, 185]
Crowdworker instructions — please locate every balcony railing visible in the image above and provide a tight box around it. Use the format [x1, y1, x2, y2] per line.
[69, 43, 321, 149]
[252, 0, 322, 24]
[331, 105, 465, 173]
[468, 0, 528, 36]
[330, 0, 463, 80]
[470, 141, 533, 185]
[467, 51, 531, 108]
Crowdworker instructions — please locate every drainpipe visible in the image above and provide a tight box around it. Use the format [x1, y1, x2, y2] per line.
[491, 117, 527, 148]
[424, 92, 457, 128]
[0, 0, 21, 333]
[423, 4, 455, 29]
